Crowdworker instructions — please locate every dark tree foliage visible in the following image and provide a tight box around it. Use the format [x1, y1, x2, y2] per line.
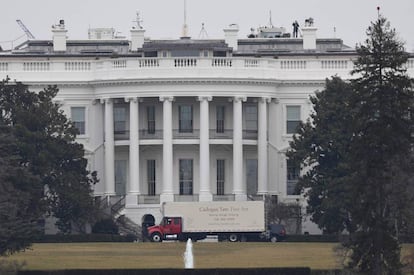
[0, 78, 98, 255]
[0, 125, 43, 256]
[346, 15, 414, 275]
[287, 76, 355, 234]
[92, 219, 119, 235]
[288, 16, 414, 274]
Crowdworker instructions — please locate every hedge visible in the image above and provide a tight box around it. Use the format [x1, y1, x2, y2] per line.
[18, 268, 311, 275]
[284, 234, 345, 243]
[285, 234, 414, 243]
[35, 234, 137, 243]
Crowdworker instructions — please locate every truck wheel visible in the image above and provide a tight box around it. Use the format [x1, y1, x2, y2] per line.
[228, 234, 239, 242]
[270, 236, 278, 243]
[151, 232, 162, 242]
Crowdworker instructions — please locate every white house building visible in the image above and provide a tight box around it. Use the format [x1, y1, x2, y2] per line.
[1, 19, 413, 234]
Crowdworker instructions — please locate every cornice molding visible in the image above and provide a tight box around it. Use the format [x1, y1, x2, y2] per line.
[90, 78, 324, 87]
[19, 78, 325, 89]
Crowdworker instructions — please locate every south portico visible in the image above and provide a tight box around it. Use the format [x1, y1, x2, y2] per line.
[97, 93, 273, 207]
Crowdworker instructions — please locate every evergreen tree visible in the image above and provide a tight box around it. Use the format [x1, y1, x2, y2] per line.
[288, 16, 414, 274]
[346, 15, 414, 274]
[0, 124, 43, 256]
[0, 78, 98, 255]
[287, 76, 355, 234]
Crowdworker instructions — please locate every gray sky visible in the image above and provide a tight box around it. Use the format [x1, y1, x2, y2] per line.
[1, 0, 413, 51]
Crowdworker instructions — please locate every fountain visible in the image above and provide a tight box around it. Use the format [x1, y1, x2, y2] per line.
[183, 238, 194, 269]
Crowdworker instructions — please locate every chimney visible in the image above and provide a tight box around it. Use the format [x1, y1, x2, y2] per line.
[52, 19, 67, 52]
[302, 18, 317, 50]
[223, 24, 239, 51]
[130, 27, 145, 51]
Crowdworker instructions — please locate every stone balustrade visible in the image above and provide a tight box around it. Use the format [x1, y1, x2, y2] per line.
[0, 56, 412, 83]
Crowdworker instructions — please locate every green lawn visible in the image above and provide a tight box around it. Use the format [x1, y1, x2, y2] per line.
[7, 242, 414, 270]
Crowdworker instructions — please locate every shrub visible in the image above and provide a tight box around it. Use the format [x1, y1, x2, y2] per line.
[35, 234, 134, 243]
[91, 219, 118, 235]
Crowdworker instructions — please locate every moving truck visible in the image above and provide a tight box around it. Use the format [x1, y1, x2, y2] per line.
[146, 201, 284, 242]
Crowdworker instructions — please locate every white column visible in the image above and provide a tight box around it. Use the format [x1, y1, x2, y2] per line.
[233, 96, 246, 201]
[257, 97, 270, 194]
[160, 96, 174, 202]
[198, 96, 212, 201]
[126, 97, 140, 206]
[103, 98, 115, 196]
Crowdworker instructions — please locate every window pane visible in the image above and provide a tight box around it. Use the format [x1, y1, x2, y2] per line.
[246, 159, 258, 195]
[217, 159, 225, 195]
[71, 107, 85, 135]
[286, 106, 301, 134]
[147, 159, 156, 196]
[216, 106, 225, 133]
[114, 107, 126, 121]
[71, 107, 85, 121]
[114, 107, 126, 133]
[171, 50, 199, 57]
[147, 106, 156, 134]
[179, 159, 193, 195]
[147, 106, 155, 120]
[287, 106, 300, 120]
[287, 121, 300, 134]
[287, 159, 300, 195]
[115, 160, 127, 195]
[245, 105, 258, 131]
[179, 105, 193, 133]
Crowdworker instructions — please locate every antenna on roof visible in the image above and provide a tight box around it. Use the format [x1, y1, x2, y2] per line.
[268, 10, 274, 28]
[198, 23, 208, 39]
[181, 0, 189, 38]
[16, 19, 36, 39]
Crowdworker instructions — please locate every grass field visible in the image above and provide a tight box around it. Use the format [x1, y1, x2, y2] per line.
[7, 242, 414, 271]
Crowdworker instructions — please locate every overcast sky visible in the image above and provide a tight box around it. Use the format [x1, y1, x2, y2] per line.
[1, 0, 413, 51]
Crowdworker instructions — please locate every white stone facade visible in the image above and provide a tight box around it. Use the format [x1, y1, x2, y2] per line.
[1, 22, 413, 234]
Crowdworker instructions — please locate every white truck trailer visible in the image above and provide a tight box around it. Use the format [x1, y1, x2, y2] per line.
[146, 201, 281, 242]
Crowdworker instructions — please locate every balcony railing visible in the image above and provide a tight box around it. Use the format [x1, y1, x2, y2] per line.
[139, 129, 163, 139]
[173, 129, 200, 139]
[112, 129, 261, 140]
[243, 129, 258, 140]
[114, 130, 129, 140]
[213, 194, 235, 201]
[174, 194, 199, 202]
[138, 195, 160, 204]
[209, 129, 233, 139]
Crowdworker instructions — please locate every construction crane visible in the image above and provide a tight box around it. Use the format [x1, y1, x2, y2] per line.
[16, 19, 36, 39]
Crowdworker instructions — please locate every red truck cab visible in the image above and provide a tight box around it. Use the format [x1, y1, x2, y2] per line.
[147, 216, 183, 242]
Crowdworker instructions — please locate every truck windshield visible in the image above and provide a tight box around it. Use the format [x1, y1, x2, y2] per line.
[161, 217, 173, 226]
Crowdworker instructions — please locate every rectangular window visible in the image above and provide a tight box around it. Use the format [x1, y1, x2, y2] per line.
[216, 106, 225, 133]
[147, 106, 156, 134]
[71, 107, 86, 135]
[115, 160, 127, 195]
[179, 159, 193, 195]
[245, 105, 258, 131]
[287, 159, 300, 195]
[179, 105, 193, 133]
[171, 50, 199, 57]
[217, 159, 225, 195]
[286, 106, 301, 134]
[147, 159, 156, 196]
[114, 107, 126, 134]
